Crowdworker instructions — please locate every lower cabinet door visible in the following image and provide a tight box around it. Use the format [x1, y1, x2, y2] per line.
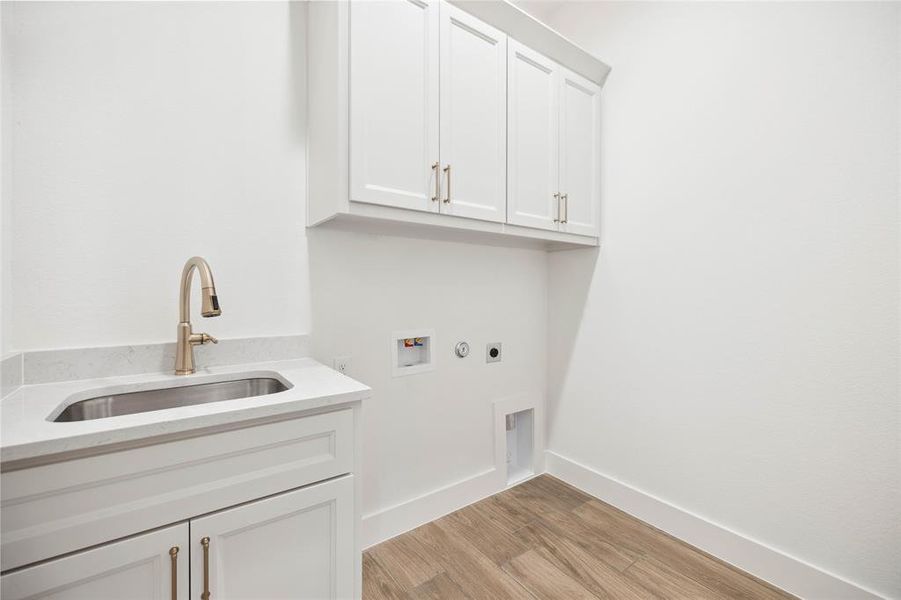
[190, 475, 355, 600]
[0, 523, 189, 600]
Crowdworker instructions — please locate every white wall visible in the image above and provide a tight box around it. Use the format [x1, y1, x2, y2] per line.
[1, 0, 548, 541]
[2, 2, 310, 351]
[308, 228, 546, 521]
[541, 2, 900, 597]
[1, 4, 11, 356]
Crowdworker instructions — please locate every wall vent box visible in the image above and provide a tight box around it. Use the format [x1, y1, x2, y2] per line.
[391, 329, 435, 377]
[505, 409, 534, 486]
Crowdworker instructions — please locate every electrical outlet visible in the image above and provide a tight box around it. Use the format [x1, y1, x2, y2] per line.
[333, 356, 351, 375]
[486, 343, 502, 363]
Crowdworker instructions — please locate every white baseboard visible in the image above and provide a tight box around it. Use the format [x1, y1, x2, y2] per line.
[545, 451, 885, 600]
[361, 468, 502, 549]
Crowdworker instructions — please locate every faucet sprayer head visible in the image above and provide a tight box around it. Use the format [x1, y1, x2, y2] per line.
[201, 287, 221, 317]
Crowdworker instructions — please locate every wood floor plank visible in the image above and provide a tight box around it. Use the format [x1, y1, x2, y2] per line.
[365, 532, 443, 591]
[435, 503, 535, 566]
[468, 492, 539, 534]
[570, 499, 659, 556]
[528, 474, 594, 505]
[514, 522, 653, 600]
[626, 557, 724, 599]
[533, 506, 639, 570]
[409, 572, 473, 600]
[506, 476, 587, 517]
[502, 549, 601, 600]
[573, 500, 795, 600]
[363, 553, 408, 600]
[364, 476, 796, 600]
[518, 518, 634, 574]
[408, 521, 536, 600]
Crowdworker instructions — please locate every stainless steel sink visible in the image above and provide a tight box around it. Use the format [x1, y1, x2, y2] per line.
[53, 377, 289, 422]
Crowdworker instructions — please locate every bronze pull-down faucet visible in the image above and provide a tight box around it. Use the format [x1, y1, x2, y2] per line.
[174, 256, 221, 375]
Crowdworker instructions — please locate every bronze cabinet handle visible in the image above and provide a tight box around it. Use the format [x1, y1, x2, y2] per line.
[200, 537, 211, 600]
[553, 193, 561, 223]
[431, 162, 440, 202]
[443, 164, 451, 203]
[169, 546, 179, 600]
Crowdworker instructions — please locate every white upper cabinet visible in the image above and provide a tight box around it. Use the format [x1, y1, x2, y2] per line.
[310, 0, 610, 248]
[350, 0, 439, 212]
[438, 2, 507, 222]
[507, 40, 560, 231]
[559, 67, 601, 236]
[190, 477, 354, 600]
[1, 524, 189, 600]
[507, 45, 601, 237]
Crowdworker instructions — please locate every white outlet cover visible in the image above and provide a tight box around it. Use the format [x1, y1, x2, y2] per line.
[333, 356, 351, 375]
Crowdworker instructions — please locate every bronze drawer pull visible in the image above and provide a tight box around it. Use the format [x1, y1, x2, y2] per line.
[200, 537, 211, 600]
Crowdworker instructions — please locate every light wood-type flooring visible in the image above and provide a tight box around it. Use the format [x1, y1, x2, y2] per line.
[363, 475, 795, 600]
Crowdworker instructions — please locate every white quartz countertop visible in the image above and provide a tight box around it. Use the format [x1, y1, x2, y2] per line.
[0, 358, 370, 467]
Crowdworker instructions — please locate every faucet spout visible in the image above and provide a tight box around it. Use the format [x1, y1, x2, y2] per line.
[175, 256, 222, 375]
[179, 256, 221, 321]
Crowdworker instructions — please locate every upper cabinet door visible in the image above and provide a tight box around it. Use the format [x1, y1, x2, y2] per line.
[1, 524, 189, 600]
[559, 68, 601, 237]
[190, 476, 354, 600]
[350, 0, 439, 212]
[507, 40, 559, 231]
[438, 2, 506, 223]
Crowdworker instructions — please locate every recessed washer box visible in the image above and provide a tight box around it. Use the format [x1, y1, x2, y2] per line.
[391, 329, 435, 377]
[505, 409, 533, 486]
[493, 393, 544, 488]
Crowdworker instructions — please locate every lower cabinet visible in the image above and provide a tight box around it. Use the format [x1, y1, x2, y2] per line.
[1, 476, 355, 600]
[191, 476, 355, 600]
[0, 524, 189, 600]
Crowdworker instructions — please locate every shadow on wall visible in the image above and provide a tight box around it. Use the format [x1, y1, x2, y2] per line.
[546, 247, 598, 439]
[306, 227, 389, 512]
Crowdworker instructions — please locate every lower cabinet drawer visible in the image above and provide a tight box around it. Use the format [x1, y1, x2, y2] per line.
[1, 408, 354, 571]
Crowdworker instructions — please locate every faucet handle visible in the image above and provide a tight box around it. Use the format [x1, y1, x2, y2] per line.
[189, 333, 218, 346]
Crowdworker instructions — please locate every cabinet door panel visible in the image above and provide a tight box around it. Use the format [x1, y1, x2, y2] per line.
[439, 2, 506, 222]
[190, 476, 354, 600]
[0, 524, 188, 600]
[350, 0, 439, 212]
[507, 40, 559, 231]
[559, 68, 601, 236]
